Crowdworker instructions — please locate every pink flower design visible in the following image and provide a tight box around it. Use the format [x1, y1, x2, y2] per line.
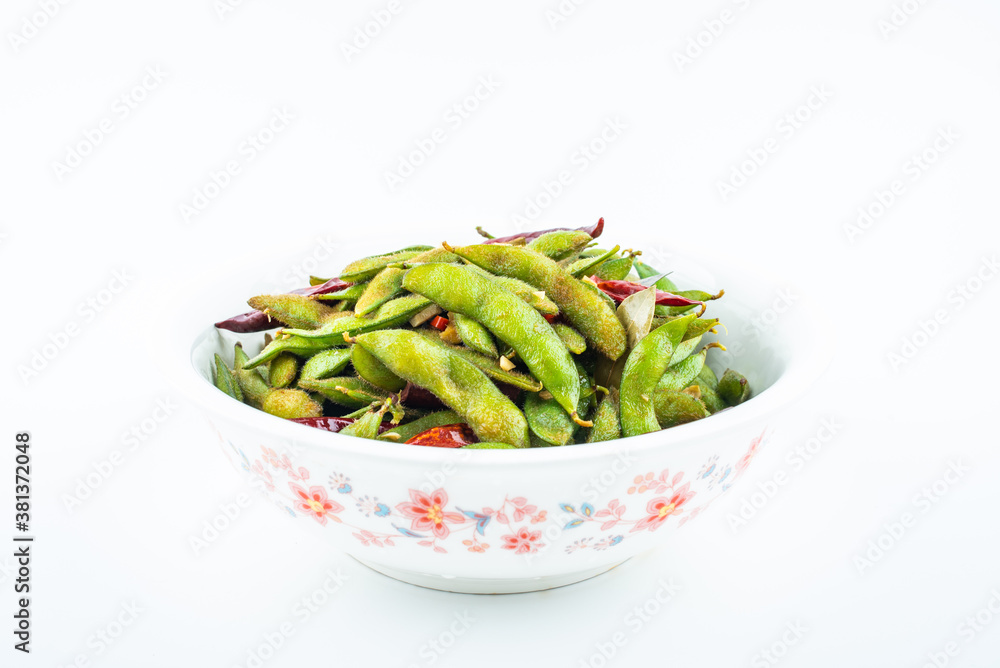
[630, 483, 695, 533]
[289, 482, 343, 526]
[736, 431, 766, 474]
[251, 461, 275, 492]
[396, 489, 465, 539]
[502, 527, 544, 554]
[260, 446, 282, 468]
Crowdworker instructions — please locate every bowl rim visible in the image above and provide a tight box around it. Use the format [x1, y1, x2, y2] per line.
[158, 235, 833, 465]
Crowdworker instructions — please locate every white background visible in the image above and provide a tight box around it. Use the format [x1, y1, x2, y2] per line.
[2, 0, 1000, 666]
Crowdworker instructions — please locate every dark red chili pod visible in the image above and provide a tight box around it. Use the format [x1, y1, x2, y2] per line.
[592, 278, 704, 308]
[215, 277, 351, 332]
[405, 424, 479, 448]
[289, 416, 392, 434]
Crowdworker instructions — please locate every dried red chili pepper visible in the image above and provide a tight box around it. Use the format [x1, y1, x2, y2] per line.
[483, 217, 604, 245]
[592, 278, 704, 308]
[430, 315, 450, 331]
[405, 423, 479, 448]
[215, 277, 350, 332]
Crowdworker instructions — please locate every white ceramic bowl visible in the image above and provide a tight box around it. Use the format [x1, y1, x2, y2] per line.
[167, 239, 829, 593]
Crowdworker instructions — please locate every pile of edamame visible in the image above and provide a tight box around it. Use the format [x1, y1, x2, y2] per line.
[212, 220, 752, 448]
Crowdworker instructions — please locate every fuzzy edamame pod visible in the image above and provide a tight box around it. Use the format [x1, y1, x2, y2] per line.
[524, 362, 593, 445]
[244, 335, 335, 369]
[466, 266, 560, 316]
[233, 343, 271, 407]
[593, 250, 639, 281]
[567, 246, 621, 279]
[464, 442, 517, 449]
[718, 369, 751, 406]
[654, 390, 710, 427]
[692, 382, 726, 413]
[339, 247, 434, 283]
[340, 399, 394, 439]
[445, 244, 627, 361]
[354, 330, 530, 447]
[526, 230, 594, 261]
[619, 314, 696, 437]
[450, 312, 498, 357]
[213, 354, 243, 401]
[268, 352, 299, 388]
[552, 323, 587, 355]
[412, 330, 542, 392]
[377, 410, 463, 442]
[299, 349, 352, 381]
[587, 388, 621, 443]
[261, 389, 323, 419]
[351, 343, 406, 392]
[298, 376, 390, 408]
[354, 267, 406, 316]
[281, 294, 433, 344]
[403, 263, 583, 424]
[246, 294, 351, 330]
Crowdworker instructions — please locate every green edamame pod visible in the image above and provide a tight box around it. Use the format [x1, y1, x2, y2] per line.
[339, 247, 434, 283]
[313, 282, 368, 302]
[654, 389, 710, 427]
[635, 261, 678, 293]
[593, 251, 638, 281]
[404, 263, 583, 423]
[244, 335, 335, 369]
[660, 289, 725, 317]
[464, 442, 517, 450]
[300, 349, 352, 381]
[354, 267, 406, 316]
[657, 349, 707, 394]
[697, 364, 719, 390]
[282, 294, 433, 344]
[246, 294, 351, 330]
[465, 266, 559, 316]
[233, 344, 273, 407]
[447, 244, 627, 361]
[619, 315, 696, 437]
[298, 376, 390, 409]
[693, 382, 726, 413]
[340, 400, 392, 440]
[213, 354, 243, 401]
[405, 246, 460, 264]
[450, 312, 498, 358]
[552, 323, 587, 355]
[261, 389, 323, 419]
[527, 230, 594, 261]
[717, 369, 751, 406]
[525, 361, 593, 445]
[355, 330, 530, 447]
[268, 352, 299, 389]
[567, 246, 621, 279]
[413, 330, 542, 392]
[377, 410, 463, 442]
[351, 343, 406, 392]
[587, 389, 621, 443]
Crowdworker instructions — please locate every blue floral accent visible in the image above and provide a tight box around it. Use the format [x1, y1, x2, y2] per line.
[564, 519, 585, 529]
[374, 503, 390, 517]
[560, 503, 575, 513]
[285, 506, 296, 518]
[609, 535, 623, 546]
[393, 524, 426, 538]
[457, 508, 492, 536]
[338, 483, 352, 494]
[581, 503, 595, 517]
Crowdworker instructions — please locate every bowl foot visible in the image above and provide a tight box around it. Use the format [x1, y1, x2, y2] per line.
[351, 557, 630, 594]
